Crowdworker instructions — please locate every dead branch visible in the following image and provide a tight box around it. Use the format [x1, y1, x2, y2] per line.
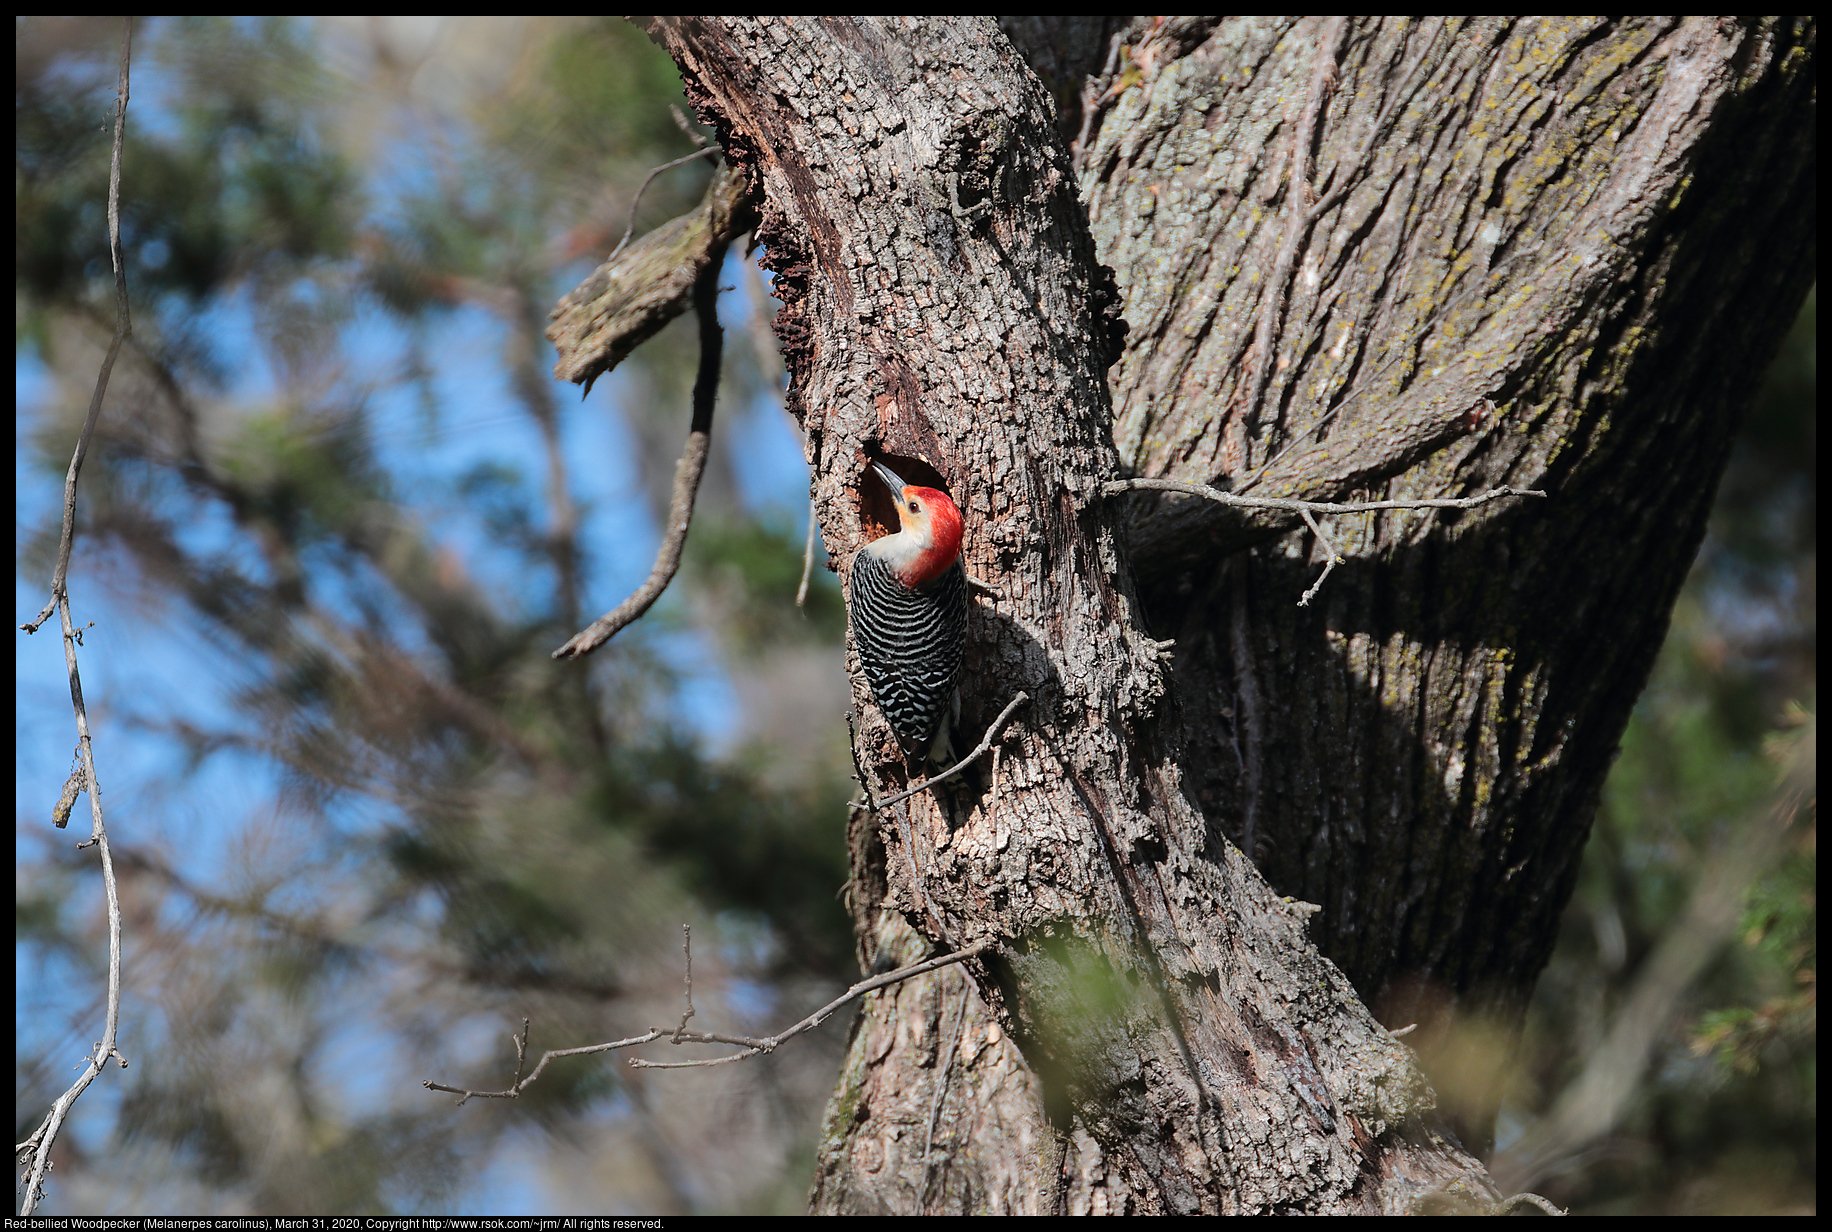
[672, 923, 696, 1039]
[552, 257, 724, 659]
[1103, 478, 1545, 605]
[547, 159, 758, 390]
[797, 494, 818, 609]
[626, 939, 997, 1071]
[425, 1027, 672, 1105]
[17, 20, 133, 1217]
[424, 936, 997, 1099]
[608, 145, 723, 263]
[872, 692, 1030, 811]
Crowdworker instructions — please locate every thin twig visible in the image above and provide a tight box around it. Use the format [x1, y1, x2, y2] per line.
[1104, 479, 1543, 606]
[21, 74, 136, 632]
[628, 940, 996, 1070]
[552, 256, 726, 659]
[871, 692, 1030, 811]
[18, 21, 133, 1217]
[1102, 477, 1546, 517]
[673, 923, 696, 1040]
[508, 1020, 530, 1087]
[424, 1029, 671, 1104]
[1491, 1193, 1567, 1217]
[1293, 503, 1343, 607]
[669, 103, 711, 149]
[797, 491, 817, 609]
[423, 940, 997, 1097]
[607, 145, 723, 263]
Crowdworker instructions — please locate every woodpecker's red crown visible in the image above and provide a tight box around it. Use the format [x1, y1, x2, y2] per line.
[865, 460, 963, 587]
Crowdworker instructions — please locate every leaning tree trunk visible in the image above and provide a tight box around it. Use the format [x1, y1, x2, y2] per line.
[631, 16, 1812, 1215]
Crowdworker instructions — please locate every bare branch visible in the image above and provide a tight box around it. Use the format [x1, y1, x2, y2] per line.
[18, 21, 133, 1216]
[424, 1029, 670, 1104]
[608, 145, 723, 264]
[552, 257, 725, 659]
[1491, 1192, 1567, 1217]
[20, 50, 136, 635]
[797, 492, 818, 609]
[872, 693, 1031, 811]
[547, 159, 758, 390]
[1293, 502, 1344, 608]
[1104, 478, 1544, 605]
[1104, 477, 1547, 516]
[669, 103, 712, 148]
[424, 940, 997, 1097]
[673, 923, 696, 1040]
[627, 940, 997, 1070]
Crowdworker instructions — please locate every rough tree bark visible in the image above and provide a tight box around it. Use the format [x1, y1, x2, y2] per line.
[586, 16, 1811, 1215]
[1069, 14, 1815, 1154]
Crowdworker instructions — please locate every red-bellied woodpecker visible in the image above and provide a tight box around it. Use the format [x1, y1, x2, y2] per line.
[849, 460, 968, 760]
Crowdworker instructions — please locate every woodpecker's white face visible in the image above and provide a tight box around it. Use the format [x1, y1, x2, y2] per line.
[891, 493, 938, 547]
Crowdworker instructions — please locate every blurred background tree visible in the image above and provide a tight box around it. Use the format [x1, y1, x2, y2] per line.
[15, 16, 1813, 1215]
[18, 16, 854, 1215]
[1499, 295, 1815, 1214]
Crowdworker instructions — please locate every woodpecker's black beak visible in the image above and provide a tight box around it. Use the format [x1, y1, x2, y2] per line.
[871, 460, 910, 496]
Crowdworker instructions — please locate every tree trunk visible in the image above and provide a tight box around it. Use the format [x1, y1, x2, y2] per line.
[641, 16, 1814, 1215]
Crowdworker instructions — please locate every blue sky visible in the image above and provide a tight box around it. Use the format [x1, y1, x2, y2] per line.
[17, 174, 813, 1210]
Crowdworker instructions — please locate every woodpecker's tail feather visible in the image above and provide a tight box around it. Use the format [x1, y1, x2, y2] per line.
[924, 699, 957, 766]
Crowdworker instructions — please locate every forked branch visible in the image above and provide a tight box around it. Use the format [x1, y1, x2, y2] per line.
[1104, 478, 1545, 606]
[424, 935, 995, 1100]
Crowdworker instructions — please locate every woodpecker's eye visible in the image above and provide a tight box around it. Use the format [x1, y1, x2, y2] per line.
[908, 500, 920, 513]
